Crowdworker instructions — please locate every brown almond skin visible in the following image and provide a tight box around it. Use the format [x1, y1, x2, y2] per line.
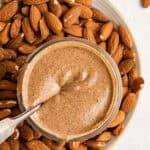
[0, 21, 6, 32]
[85, 140, 106, 149]
[118, 25, 133, 48]
[36, 3, 48, 15]
[96, 132, 112, 142]
[99, 42, 107, 50]
[63, 6, 81, 28]
[119, 59, 135, 75]
[0, 1, 18, 21]
[21, 6, 30, 16]
[0, 63, 6, 80]
[0, 142, 11, 150]
[64, 25, 83, 37]
[141, 0, 150, 8]
[107, 31, 119, 55]
[45, 12, 63, 35]
[15, 55, 27, 67]
[69, 141, 80, 150]
[132, 77, 144, 93]
[99, 22, 113, 41]
[0, 80, 16, 90]
[113, 123, 125, 136]
[76, 0, 92, 6]
[122, 87, 128, 98]
[122, 74, 128, 87]
[48, 0, 62, 17]
[23, 0, 49, 5]
[121, 93, 137, 113]
[0, 109, 11, 119]
[10, 140, 20, 150]
[123, 48, 136, 59]
[0, 100, 16, 108]
[79, 5, 93, 19]
[92, 8, 109, 22]
[61, 4, 69, 16]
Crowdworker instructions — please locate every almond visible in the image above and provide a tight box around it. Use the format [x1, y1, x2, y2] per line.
[0, 23, 11, 45]
[26, 140, 50, 150]
[10, 17, 22, 38]
[112, 44, 124, 65]
[0, 80, 16, 90]
[61, 4, 69, 16]
[113, 123, 124, 136]
[63, 6, 81, 27]
[122, 87, 128, 98]
[36, 3, 48, 15]
[0, 142, 11, 150]
[32, 37, 44, 46]
[48, 0, 62, 17]
[0, 63, 6, 80]
[141, 0, 150, 7]
[0, 100, 16, 108]
[108, 110, 125, 128]
[92, 8, 109, 22]
[1, 0, 12, 3]
[85, 140, 106, 149]
[96, 132, 112, 142]
[0, 21, 6, 32]
[132, 77, 144, 93]
[33, 130, 42, 139]
[75, 0, 92, 6]
[64, 25, 83, 37]
[121, 92, 137, 113]
[69, 141, 80, 150]
[99, 42, 107, 50]
[74, 144, 87, 150]
[23, 0, 49, 5]
[107, 31, 119, 55]
[0, 1, 18, 21]
[119, 59, 135, 75]
[7, 33, 24, 49]
[10, 140, 20, 150]
[123, 47, 136, 59]
[15, 55, 27, 67]
[118, 25, 133, 48]
[45, 12, 63, 35]
[83, 27, 96, 43]
[79, 5, 93, 19]
[99, 22, 113, 41]
[39, 17, 50, 40]
[21, 6, 30, 16]
[18, 43, 36, 55]
[0, 109, 11, 119]
[122, 74, 128, 87]
[19, 124, 34, 141]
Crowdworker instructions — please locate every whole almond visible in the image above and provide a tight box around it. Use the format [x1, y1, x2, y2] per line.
[132, 77, 144, 93]
[96, 131, 112, 142]
[64, 25, 83, 37]
[19, 124, 34, 141]
[112, 44, 124, 65]
[18, 43, 36, 54]
[83, 27, 96, 43]
[141, 0, 150, 7]
[0, 80, 16, 90]
[0, 23, 11, 45]
[92, 8, 109, 22]
[45, 12, 63, 35]
[121, 92, 137, 113]
[48, 0, 62, 17]
[10, 17, 21, 38]
[22, 17, 36, 43]
[15, 55, 27, 67]
[0, 100, 16, 108]
[122, 74, 128, 87]
[0, 63, 6, 80]
[30, 5, 41, 32]
[108, 111, 125, 128]
[63, 6, 81, 27]
[107, 31, 119, 55]
[85, 140, 106, 149]
[39, 17, 50, 40]
[61, 4, 69, 16]
[69, 141, 80, 150]
[99, 22, 113, 41]
[21, 6, 29, 16]
[118, 25, 133, 48]
[123, 48, 136, 59]
[26, 140, 50, 150]
[119, 59, 135, 75]
[0, 142, 11, 150]
[23, 0, 49, 5]
[0, 21, 6, 32]
[36, 3, 48, 15]
[0, 109, 11, 119]
[113, 123, 124, 136]
[0, 1, 18, 21]
[79, 5, 93, 19]
[75, 0, 92, 6]
[10, 140, 20, 150]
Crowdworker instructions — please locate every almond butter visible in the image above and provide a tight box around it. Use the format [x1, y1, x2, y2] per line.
[23, 0, 49, 5]
[0, 80, 16, 90]
[0, 100, 16, 108]
[141, 0, 150, 7]
[10, 140, 20, 150]
[22, 17, 36, 44]
[118, 25, 133, 48]
[64, 25, 83, 37]
[0, 63, 6, 80]
[99, 22, 113, 41]
[132, 77, 144, 93]
[85, 140, 106, 149]
[36, 3, 48, 15]
[121, 92, 137, 113]
[26, 140, 50, 150]
[0, 23, 11, 45]
[0, 109, 11, 119]
[122, 74, 128, 87]
[15, 55, 27, 67]
[113, 123, 124, 136]
[99, 42, 107, 50]
[48, 0, 62, 17]
[0, 21, 6, 32]
[30, 5, 41, 32]
[45, 12, 63, 35]
[108, 110, 125, 128]
[112, 44, 124, 65]
[107, 31, 119, 55]
[18, 43, 36, 55]
[0, 1, 18, 21]
[119, 59, 135, 75]
[63, 6, 81, 27]
[21, 6, 29, 16]
[39, 17, 50, 40]
[10, 17, 22, 38]
[92, 8, 109, 22]
[79, 5, 93, 19]
[96, 131, 112, 142]
[19, 124, 34, 141]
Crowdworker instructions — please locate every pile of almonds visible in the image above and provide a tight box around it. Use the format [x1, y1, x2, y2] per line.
[0, 0, 144, 149]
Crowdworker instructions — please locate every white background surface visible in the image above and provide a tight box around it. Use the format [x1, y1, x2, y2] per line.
[109, 0, 150, 149]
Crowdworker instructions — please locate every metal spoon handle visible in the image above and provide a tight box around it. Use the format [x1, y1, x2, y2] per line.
[0, 104, 40, 144]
